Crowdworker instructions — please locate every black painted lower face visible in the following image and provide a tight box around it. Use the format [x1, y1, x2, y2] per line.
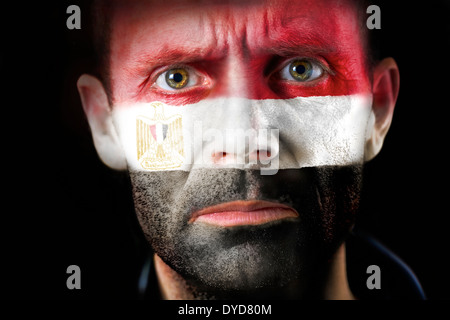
[129, 166, 362, 298]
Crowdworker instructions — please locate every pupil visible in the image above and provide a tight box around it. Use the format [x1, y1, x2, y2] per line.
[294, 64, 306, 74]
[173, 72, 183, 83]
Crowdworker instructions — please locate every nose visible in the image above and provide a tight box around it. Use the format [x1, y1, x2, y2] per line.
[211, 149, 272, 164]
[209, 129, 279, 167]
[199, 96, 279, 170]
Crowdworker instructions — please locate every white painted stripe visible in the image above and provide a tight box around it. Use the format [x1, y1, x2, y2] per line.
[112, 94, 374, 173]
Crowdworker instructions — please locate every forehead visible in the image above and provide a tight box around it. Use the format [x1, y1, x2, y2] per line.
[109, 0, 363, 62]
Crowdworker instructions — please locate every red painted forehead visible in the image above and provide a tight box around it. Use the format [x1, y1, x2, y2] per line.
[109, 0, 370, 104]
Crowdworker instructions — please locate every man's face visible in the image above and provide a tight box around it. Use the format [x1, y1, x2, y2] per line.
[107, 0, 372, 297]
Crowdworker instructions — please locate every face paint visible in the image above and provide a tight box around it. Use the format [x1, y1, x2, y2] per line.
[130, 166, 362, 297]
[109, 0, 371, 105]
[110, 93, 372, 296]
[106, 0, 373, 296]
[112, 94, 373, 175]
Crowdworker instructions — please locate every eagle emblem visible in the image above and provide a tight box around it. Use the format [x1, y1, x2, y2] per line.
[136, 102, 184, 170]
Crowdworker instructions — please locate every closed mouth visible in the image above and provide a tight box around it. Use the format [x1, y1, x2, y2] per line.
[189, 200, 299, 227]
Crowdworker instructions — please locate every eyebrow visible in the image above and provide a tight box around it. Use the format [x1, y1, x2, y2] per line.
[132, 46, 226, 72]
[262, 26, 341, 57]
[131, 25, 342, 72]
[265, 43, 339, 60]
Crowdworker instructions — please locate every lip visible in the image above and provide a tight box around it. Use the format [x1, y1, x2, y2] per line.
[189, 200, 299, 227]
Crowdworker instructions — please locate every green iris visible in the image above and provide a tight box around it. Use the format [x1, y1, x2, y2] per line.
[289, 60, 313, 81]
[165, 68, 189, 89]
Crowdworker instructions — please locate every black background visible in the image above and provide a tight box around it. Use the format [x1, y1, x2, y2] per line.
[2, 1, 450, 300]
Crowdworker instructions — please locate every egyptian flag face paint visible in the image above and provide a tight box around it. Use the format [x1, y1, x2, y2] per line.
[106, 0, 376, 297]
[112, 94, 374, 174]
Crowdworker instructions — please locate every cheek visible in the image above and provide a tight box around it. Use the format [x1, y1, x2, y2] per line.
[129, 170, 191, 244]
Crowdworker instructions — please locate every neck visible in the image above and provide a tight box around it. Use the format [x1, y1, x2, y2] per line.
[322, 244, 355, 300]
[154, 243, 355, 300]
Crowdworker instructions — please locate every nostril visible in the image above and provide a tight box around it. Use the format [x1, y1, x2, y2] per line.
[257, 150, 271, 160]
[214, 152, 227, 159]
[250, 149, 272, 162]
[211, 152, 229, 164]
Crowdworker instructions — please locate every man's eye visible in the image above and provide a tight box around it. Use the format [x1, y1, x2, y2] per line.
[280, 59, 324, 82]
[155, 67, 201, 91]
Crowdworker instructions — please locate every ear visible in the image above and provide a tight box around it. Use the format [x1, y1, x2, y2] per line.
[365, 57, 400, 161]
[77, 74, 127, 170]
